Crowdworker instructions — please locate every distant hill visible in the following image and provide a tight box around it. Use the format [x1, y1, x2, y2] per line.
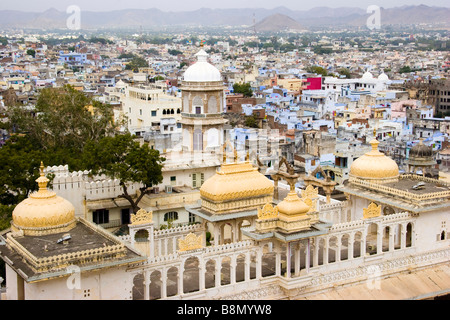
[0, 5, 448, 30]
[253, 13, 305, 32]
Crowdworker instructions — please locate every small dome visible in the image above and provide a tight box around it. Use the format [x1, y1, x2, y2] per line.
[200, 161, 273, 203]
[409, 140, 433, 159]
[277, 191, 310, 217]
[350, 139, 399, 182]
[11, 163, 76, 236]
[362, 71, 373, 79]
[183, 49, 221, 82]
[378, 73, 389, 81]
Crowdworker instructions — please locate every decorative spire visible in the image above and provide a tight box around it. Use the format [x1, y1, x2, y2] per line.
[36, 161, 49, 192]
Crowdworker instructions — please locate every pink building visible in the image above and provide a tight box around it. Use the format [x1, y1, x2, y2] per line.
[391, 100, 419, 119]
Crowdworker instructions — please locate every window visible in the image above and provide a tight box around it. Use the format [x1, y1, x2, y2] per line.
[196, 106, 201, 114]
[139, 109, 142, 116]
[151, 110, 157, 117]
[170, 176, 176, 186]
[189, 213, 196, 224]
[93, 209, 109, 225]
[164, 211, 178, 222]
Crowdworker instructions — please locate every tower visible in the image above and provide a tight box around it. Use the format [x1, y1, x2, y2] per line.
[180, 49, 227, 153]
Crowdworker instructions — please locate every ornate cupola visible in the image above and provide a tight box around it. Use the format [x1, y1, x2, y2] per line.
[11, 162, 76, 236]
[180, 48, 227, 153]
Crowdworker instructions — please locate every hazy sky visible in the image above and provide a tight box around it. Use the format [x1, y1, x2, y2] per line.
[0, 0, 448, 12]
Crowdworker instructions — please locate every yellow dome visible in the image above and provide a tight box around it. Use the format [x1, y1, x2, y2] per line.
[200, 161, 273, 202]
[200, 161, 274, 214]
[350, 139, 399, 182]
[11, 163, 76, 236]
[277, 191, 310, 219]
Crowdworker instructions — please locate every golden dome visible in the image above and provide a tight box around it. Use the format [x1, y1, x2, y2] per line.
[200, 161, 274, 214]
[200, 161, 273, 202]
[11, 162, 76, 236]
[277, 191, 310, 220]
[350, 139, 399, 182]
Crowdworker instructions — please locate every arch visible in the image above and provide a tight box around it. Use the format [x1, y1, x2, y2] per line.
[406, 222, 413, 247]
[134, 229, 149, 242]
[171, 109, 174, 114]
[328, 236, 338, 263]
[149, 270, 162, 300]
[383, 206, 395, 215]
[249, 251, 257, 280]
[366, 223, 378, 255]
[177, 108, 181, 114]
[441, 230, 446, 241]
[353, 232, 363, 258]
[261, 242, 276, 277]
[166, 267, 178, 297]
[193, 96, 203, 114]
[383, 226, 390, 252]
[317, 238, 326, 265]
[183, 256, 200, 294]
[340, 234, 350, 261]
[235, 253, 246, 283]
[132, 273, 145, 300]
[205, 259, 216, 289]
[221, 256, 231, 285]
[208, 96, 218, 114]
[164, 211, 178, 222]
[162, 109, 167, 115]
[183, 128, 191, 150]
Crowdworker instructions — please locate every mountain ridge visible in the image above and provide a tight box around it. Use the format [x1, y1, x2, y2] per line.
[0, 5, 448, 29]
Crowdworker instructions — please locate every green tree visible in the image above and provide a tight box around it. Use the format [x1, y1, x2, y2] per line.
[244, 115, 259, 128]
[399, 66, 412, 74]
[7, 85, 116, 153]
[233, 83, 253, 98]
[125, 56, 148, 71]
[306, 66, 328, 77]
[83, 134, 165, 213]
[337, 68, 351, 79]
[26, 49, 36, 58]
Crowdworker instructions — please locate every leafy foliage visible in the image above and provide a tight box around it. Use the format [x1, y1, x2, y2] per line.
[83, 133, 165, 212]
[232, 83, 253, 98]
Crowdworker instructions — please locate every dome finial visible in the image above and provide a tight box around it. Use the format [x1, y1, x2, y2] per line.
[36, 161, 49, 192]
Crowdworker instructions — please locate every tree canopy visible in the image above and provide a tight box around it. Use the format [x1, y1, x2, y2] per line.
[83, 133, 165, 212]
[233, 82, 253, 98]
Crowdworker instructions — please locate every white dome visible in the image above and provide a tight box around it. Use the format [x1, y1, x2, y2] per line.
[378, 73, 389, 81]
[184, 49, 221, 82]
[362, 71, 373, 79]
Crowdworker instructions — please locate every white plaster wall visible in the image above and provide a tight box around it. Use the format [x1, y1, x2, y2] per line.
[21, 267, 132, 300]
[414, 209, 450, 253]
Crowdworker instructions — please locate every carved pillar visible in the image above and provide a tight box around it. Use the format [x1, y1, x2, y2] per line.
[144, 271, 150, 301]
[286, 242, 291, 278]
[348, 234, 354, 260]
[178, 265, 184, 295]
[215, 259, 221, 287]
[275, 244, 281, 276]
[336, 235, 341, 262]
[323, 238, 328, 265]
[161, 268, 167, 299]
[199, 263, 205, 291]
[294, 242, 301, 276]
[389, 226, 395, 252]
[313, 239, 319, 267]
[230, 256, 237, 284]
[244, 253, 250, 281]
[306, 238, 311, 273]
[377, 228, 383, 255]
[256, 248, 263, 279]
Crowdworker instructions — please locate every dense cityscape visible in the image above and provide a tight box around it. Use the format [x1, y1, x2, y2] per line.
[0, 3, 449, 303]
